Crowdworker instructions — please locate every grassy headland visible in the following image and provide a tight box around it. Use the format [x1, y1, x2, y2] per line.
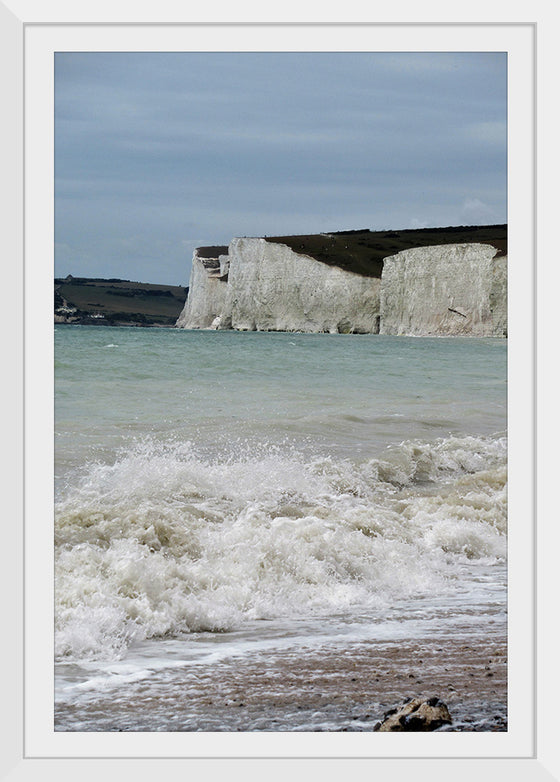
[54, 277, 187, 326]
[266, 224, 507, 278]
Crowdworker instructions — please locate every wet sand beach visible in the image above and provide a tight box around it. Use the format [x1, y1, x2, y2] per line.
[55, 624, 506, 732]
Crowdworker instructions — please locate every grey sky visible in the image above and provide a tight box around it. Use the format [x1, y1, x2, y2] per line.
[55, 52, 507, 286]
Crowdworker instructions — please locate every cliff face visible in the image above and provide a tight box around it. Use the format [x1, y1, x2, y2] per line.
[489, 253, 508, 337]
[379, 243, 507, 337]
[223, 238, 380, 333]
[176, 235, 507, 337]
[175, 247, 229, 329]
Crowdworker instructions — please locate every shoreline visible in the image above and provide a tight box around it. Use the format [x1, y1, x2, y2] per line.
[55, 629, 507, 732]
[54, 320, 508, 338]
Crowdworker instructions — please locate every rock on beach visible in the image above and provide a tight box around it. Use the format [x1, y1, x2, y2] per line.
[373, 697, 452, 731]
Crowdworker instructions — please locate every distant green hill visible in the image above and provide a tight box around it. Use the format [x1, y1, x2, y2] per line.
[54, 276, 188, 326]
[266, 224, 507, 277]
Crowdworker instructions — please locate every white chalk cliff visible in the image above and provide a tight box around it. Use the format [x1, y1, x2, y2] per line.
[175, 246, 229, 330]
[224, 238, 380, 333]
[380, 243, 507, 337]
[177, 237, 507, 337]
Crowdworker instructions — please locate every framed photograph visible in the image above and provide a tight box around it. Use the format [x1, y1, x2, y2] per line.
[3, 3, 553, 779]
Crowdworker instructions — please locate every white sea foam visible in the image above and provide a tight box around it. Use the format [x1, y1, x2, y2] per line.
[55, 433, 506, 661]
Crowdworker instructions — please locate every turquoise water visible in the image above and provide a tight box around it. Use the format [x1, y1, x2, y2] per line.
[54, 326, 507, 731]
[55, 327, 506, 479]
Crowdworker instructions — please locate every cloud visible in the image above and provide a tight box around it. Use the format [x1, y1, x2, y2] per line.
[460, 197, 498, 224]
[464, 121, 507, 146]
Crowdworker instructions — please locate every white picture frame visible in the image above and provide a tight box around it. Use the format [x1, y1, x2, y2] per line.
[2, 2, 553, 779]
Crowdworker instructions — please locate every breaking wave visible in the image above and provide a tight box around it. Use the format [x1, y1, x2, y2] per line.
[55, 433, 506, 661]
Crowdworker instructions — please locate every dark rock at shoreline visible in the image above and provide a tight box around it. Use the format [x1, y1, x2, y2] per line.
[373, 697, 452, 731]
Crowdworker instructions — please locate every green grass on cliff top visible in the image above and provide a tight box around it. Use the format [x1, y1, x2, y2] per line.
[264, 224, 507, 278]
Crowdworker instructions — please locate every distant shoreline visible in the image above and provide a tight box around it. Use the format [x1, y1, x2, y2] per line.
[54, 276, 187, 327]
[54, 318, 174, 328]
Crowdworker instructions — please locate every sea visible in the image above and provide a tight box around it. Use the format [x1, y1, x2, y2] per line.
[54, 326, 507, 732]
